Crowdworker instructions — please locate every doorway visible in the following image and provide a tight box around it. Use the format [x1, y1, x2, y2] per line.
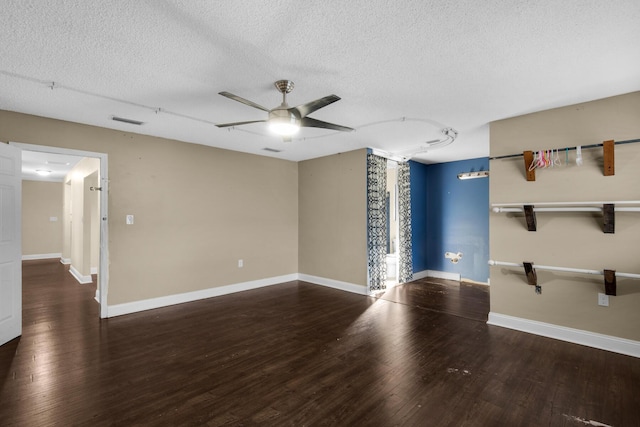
[385, 160, 400, 287]
[14, 142, 109, 318]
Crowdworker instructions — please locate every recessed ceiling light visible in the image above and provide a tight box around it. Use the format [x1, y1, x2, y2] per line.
[36, 170, 52, 176]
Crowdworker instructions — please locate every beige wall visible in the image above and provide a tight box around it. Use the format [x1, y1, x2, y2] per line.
[62, 181, 71, 261]
[298, 149, 368, 287]
[1, 110, 299, 305]
[22, 180, 63, 256]
[490, 91, 640, 341]
[65, 157, 100, 277]
[88, 171, 100, 271]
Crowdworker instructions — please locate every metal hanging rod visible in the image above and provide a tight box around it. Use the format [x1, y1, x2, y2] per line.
[489, 138, 640, 161]
[492, 201, 640, 213]
[493, 206, 640, 213]
[493, 201, 640, 206]
[488, 260, 640, 279]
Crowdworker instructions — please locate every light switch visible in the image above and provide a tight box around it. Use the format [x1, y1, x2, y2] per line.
[126, 215, 134, 225]
[49, 216, 58, 222]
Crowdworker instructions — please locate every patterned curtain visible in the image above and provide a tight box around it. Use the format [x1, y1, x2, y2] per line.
[367, 153, 387, 292]
[397, 162, 413, 284]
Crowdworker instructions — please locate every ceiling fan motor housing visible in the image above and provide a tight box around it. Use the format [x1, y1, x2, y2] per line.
[274, 80, 295, 94]
[269, 106, 300, 122]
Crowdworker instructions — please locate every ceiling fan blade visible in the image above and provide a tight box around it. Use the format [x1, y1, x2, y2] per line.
[219, 91, 270, 112]
[216, 119, 267, 128]
[293, 95, 341, 118]
[300, 117, 354, 132]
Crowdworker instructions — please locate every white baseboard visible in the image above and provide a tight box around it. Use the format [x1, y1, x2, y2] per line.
[298, 274, 368, 295]
[107, 273, 298, 318]
[461, 278, 489, 286]
[22, 253, 62, 261]
[60, 258, 71, 265]
[94, 289, 100, 303]
[69, 265, 93, 284]
[412, 269, 461, 281]
[412, 270, 430, 280]
[488, 312, 640, 358]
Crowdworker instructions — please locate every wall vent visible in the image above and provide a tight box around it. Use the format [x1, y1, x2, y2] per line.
[111, 116, 144, 125]
[263, 147, 282, 153]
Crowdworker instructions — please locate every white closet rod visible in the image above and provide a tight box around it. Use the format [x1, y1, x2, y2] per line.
[492, 207, 640, 213]
[492, 201, 640, 207]
[488, 260, 640, 279]
[492, 201, 640, 213]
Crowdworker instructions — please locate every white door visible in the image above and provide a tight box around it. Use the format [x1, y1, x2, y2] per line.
[0, 143, 22, 346]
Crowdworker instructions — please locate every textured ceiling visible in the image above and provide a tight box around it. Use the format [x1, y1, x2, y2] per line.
[2, 0, 639, 163]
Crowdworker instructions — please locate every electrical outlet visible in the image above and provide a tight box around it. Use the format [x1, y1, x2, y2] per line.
[238, 259, 243, 268]
[126, 215, 134, 225]
[598, 293, 609, 307]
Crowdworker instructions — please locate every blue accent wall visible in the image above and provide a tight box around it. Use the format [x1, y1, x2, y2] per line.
[410, 161, 429, 273]
[410, 158, 489, 283]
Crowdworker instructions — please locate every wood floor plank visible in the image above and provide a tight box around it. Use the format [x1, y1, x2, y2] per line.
[1, 260, 639, 426]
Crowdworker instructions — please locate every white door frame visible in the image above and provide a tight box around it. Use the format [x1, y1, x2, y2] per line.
[11, 142, 109, 319]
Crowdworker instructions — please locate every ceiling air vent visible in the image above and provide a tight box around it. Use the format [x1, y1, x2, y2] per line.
[263, 148, 282, 153]
[111, 116, 144, 125]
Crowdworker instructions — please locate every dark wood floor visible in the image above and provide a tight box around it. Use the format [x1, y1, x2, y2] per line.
[1, 261, 639, 426]
[377, 278, 490, 323]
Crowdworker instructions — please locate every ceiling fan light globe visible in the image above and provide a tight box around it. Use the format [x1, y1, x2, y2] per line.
[269, 121, 300, 136]
[268, 109, 300, 136]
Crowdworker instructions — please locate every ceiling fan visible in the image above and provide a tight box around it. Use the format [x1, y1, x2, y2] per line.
[216, 80, 354, 140]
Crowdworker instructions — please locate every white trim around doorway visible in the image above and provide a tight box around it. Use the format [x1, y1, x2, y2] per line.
[11, 142, 110, 319]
